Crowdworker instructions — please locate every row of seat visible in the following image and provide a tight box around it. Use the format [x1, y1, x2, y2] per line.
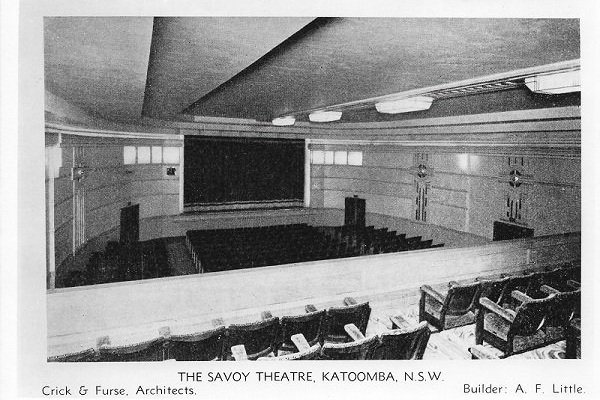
[418, 262, 581, 358]
[60, 239, 170, 288]
[233, 320, 431, 361]
[48, 297, 431, 362]
[187, 224, 442, 273]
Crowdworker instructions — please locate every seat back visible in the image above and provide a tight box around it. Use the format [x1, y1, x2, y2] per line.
[258, 343, 322, 361]
[324, 302, 371, 342]
[320, 335, 379, 360]
[48, 348, 97, 362]
[168, 326, 226, 361]
[279, 310, 326, 350]
[372, 321, 431, 360]
[509, 295, 555, 338]
[98, 337, 166, 362]
[546, 290, 581, 328]
[502, 275, 534, 303]
[224, 317, 280, 360]
[444, 282, 481, 316]
[479, 276, 510, 304]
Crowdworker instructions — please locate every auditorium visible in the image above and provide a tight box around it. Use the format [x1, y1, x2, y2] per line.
[43, 17, 581, 361]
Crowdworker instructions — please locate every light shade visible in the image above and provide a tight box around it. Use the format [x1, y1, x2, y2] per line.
[375, 96, 434, 114]
[309, 111, 342, 122]
[525, 70, 580, 94]
[272, 116, 296, 126]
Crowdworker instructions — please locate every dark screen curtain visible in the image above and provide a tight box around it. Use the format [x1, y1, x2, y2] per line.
[184, 136, 304, 205]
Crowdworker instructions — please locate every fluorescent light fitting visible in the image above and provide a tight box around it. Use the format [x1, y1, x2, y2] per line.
[309, 111, 342, 122]
[525, 70, 580, 94]
[375, 96, 434, 114]
[272, 116, 296, 126]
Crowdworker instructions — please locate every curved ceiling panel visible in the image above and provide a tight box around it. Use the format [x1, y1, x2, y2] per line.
[44, 17, 154, 123]
[142, 17, 314, 120]
[184, 18, 580, 121]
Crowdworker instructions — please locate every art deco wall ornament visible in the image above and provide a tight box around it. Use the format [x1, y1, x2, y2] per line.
[499, 157, 532, 225]
[412, 153, 433, 222]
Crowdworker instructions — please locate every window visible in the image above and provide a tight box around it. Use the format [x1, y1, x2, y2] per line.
[324, 151, 334, 165]
[151, 146, 162, 164]
[311, 150, 325, 164]
[334, 151, 348, 165]
[123, 146, 136, 165]
[123, 146, 180, 165]
[348, 151, 363, 166]
[163, 147, 180, 164]
[310, 149, 363, 166]
[137, 147, 151, 164]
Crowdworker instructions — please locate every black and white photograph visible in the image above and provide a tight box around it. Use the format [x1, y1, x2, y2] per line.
[2, 1, 599, 399]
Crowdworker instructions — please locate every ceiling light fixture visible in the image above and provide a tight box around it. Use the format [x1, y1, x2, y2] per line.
[308, 111, 342, 123]
[524, 69, 580, 94]
[375, 96, 434, 114]
[272, 116, 296, 126]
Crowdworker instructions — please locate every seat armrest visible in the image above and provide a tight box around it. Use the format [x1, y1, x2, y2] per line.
[344, 323, 366, 341]
[343, 297, 358, 306]
[389, 315, 412, 330]
[231, 345, 248, 361]
[291, 333, 311, 352]
[469, 345, 500, 359]
[305, 304, 318, 313]
[158, 326, 171, 339]
[211, 318, 225, 327]
[511, 290, 534, 303]
[479, 297, 515, 322]
[567, 280, 581, 289]
[420, 285, 445, 304]
[261, 310, 273, 320]
[540, 284, 561, 295]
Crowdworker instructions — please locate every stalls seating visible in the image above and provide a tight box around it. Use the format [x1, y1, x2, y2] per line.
[475, 291, 558, 358]
[419, 281, 481, 331]
[223, 317, 280, 360]
[278, 307, 326, 354]
[98, 337, 166, 362]
[48, 348, 97, 362]
[167, 326, 226, 361]
[322, 299, 371, 343]
[370, 320, 431, 360]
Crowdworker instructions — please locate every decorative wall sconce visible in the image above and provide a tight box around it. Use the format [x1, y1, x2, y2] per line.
[71, 164, 89, 181]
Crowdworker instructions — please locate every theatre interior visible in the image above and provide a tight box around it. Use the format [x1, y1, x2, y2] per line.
[44, 17, 581, 361]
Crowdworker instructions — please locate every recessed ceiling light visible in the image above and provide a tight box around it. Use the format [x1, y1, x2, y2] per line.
[375, 96, 434, 114]
[308, 111, 342, 122]
[525, 70, 580, 94]
[272, 116, 296, 126]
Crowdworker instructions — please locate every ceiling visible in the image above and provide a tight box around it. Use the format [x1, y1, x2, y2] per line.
[44, 17, 580, 125]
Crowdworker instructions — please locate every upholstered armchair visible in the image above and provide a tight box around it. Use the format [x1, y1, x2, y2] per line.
[370, 320, 431, 360]
[278, 307, 326, 354]
[166, 326, 226, 361]
[223, 317, 280, 360]
[320, 324, 379, 360]
[476, 291, 557, 357]
[419, 281, 481, 331]
[322, 299, 371, 343]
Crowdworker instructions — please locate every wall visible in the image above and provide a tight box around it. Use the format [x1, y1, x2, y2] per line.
[47, 130, 182, 271]
[309, 107, 581, 240]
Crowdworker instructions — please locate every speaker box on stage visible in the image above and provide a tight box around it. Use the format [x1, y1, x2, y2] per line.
[120, 203, 139, 245]
[345, 196, 366, 227]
